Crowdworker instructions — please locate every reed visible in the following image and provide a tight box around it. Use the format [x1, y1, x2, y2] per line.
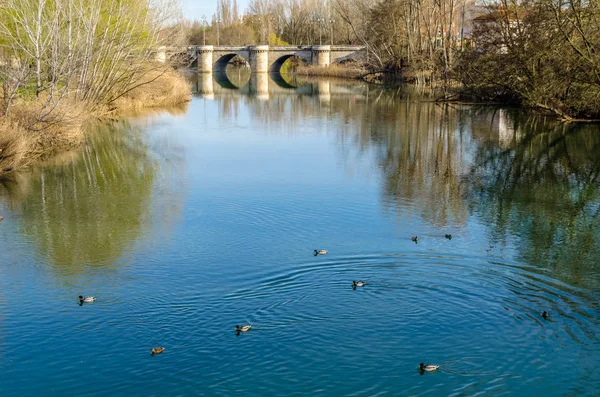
[0, 119, 30, 176]
[107, 67, 192, 116]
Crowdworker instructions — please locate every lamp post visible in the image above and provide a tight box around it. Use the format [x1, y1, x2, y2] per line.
[316, 17, 324, 45]
[329, 18, 334, 46]
[201, 15, 207, 46]
[216, 17, 221, 46]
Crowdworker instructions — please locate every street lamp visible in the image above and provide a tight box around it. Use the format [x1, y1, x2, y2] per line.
[314, 16, 324, 45]
[201, 15, 207, 46]
[216, 17, 221, 46]
[329, 18, 334, 46]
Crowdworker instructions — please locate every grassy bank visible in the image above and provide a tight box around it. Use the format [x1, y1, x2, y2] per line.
[0, 66, 190, 179]
[294, 63, 367, 79]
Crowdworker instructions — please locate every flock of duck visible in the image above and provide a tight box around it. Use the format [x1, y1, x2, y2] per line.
[76, 234, 551, 373]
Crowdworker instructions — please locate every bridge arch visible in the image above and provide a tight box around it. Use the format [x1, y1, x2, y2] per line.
[269, 54, 310, 74]
[214, 53, 249, 73]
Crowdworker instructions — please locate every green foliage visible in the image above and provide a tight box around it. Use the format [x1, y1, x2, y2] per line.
[3, 122, 157, 270]
[0, 0, 177, 111]
[268, 33, 289, 45]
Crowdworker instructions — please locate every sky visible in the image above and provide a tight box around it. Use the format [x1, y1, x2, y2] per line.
[183, 0, 250, 22]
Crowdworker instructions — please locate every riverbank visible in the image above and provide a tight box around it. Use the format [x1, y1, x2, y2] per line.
[294, 64, 367, 80]
[0, 66, 191, 179]
[293, 64, 600, 122]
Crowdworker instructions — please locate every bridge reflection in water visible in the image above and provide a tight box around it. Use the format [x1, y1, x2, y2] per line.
[191, 69, 337, 102]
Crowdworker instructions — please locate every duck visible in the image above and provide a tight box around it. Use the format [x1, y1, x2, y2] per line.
[419, 363, 439, 372]
[444, 234, 452, 240]
[235, 324, 252, 333]
[314, 249, 327, 256]
[151, 347, 165, 356]
[541, 311, 549, 319]
[79, 295, 96, 303]
[0, 215, 3, 222]
[411, 236, 418, 243]
[352, 281, 366, 287]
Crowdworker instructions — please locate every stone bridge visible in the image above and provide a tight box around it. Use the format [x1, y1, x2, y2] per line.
[157, 45, 366, 73]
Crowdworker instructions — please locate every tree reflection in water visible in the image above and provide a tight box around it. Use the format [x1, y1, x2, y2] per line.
[0, 121, 173, 276]
[198, 73, 600, 287]
[470, 114, 600, 288]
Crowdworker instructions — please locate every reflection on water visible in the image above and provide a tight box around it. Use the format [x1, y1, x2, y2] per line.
[193, 67, 600, 298]
[0, 69, 599, 396]
[191, 68, 332, 102]
[188, 69, 600, 290]
[0, 122, 158, 274]
[471, 117, 600, 288]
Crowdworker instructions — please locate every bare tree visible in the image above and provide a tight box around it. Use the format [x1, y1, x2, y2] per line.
[0, 0, 184, 121]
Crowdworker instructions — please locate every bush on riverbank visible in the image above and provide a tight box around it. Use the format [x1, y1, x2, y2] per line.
[0, 0, 189, 178]
[103, 67, 191, 116]
[0, 120, 30, 175]
[449, 3, 600, 121]
[0, 66, 190, 179]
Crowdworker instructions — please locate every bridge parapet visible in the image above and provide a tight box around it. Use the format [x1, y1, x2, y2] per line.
[212, 46, 248, 52]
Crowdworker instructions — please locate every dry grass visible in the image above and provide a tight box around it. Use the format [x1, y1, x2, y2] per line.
[108, 66, 191, 116]
[0, 97, 88, 178]
[294, 63, 366, 79]
[0, 119, 31, 176]
[0, 65, 191, 178]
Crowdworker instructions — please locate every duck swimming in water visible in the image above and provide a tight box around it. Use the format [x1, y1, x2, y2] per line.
[411, 236, 418, 243]
[419, 363, 439, 372]
[352, 281, 366, 288]
[445, 234, 452, 240]
[314, 249, 327, 256]
[235, 325, 252, 333]
[151, 347, 165, 356]
[79, 295, 95, 303]
[541, 311, 549, 319]
[0, 215, 3, 222]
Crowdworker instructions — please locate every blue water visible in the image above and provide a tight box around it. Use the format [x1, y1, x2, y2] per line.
[0, 72, 599, 396]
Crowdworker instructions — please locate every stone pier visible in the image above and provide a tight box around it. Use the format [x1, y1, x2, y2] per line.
[197, 45, 214, 73]
[249, 46, 269, 73]
[311, 45, 331, 67]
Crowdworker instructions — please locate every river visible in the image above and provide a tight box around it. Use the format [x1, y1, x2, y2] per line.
[0, 68, 599, 396]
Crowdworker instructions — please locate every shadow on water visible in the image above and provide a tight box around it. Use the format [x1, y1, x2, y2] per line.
[0, 121, 170, 275]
